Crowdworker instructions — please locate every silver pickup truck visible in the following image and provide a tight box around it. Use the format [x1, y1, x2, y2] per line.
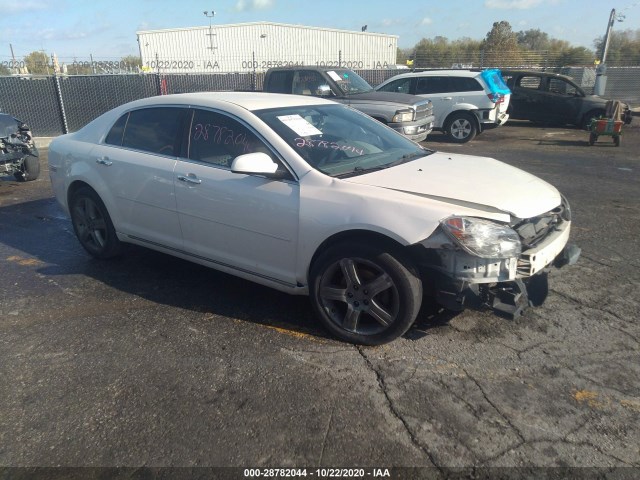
[263, 67, 435, 142]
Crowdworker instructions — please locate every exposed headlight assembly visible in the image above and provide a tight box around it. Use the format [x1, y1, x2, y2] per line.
[441, 216, 521, 259]
[392, 109, 415, 122]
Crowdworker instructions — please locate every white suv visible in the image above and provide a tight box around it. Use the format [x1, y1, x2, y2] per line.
[375, 69, 511, 143]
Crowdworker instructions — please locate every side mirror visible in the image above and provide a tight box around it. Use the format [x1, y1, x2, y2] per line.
[316, 84, 334, 97]
[231, 152, 286, 179]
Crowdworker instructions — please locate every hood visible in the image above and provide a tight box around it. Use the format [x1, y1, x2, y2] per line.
[585, 94, 608, 105]
[343, 152, 561, 219]
[346, 91, 428, 107]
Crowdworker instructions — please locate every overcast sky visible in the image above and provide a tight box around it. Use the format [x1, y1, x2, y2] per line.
[0, 0, 638, 62]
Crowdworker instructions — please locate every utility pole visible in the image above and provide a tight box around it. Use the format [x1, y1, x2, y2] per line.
[594, 8, 624, 96]
[204, 10, 217, 53]
[9, 43, 17, 73]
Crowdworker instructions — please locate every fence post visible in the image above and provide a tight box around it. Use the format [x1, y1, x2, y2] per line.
[252, 51, 256, 91]
[52, 74, 69, 134]
[339, 50, 342, 68]
[480, 49, 484, 69]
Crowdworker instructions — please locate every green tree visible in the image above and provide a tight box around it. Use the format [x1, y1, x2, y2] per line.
[121, 54, 142, 71]
[483, 21, 522, 67]
[516, 29, 550, 51]
[24, 51, 51, 74]
[555, 46, 594, 66]
[0, 64, 10, 76]
[593, 29, 640, 66]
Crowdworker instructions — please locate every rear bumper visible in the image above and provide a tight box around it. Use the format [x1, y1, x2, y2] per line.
[476, 109, 509, 127]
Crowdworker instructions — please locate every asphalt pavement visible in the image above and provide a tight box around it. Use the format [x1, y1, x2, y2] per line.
[1, 121, 639, 477]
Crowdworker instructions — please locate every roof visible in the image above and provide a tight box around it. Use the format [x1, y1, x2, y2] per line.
[120, 91, 334, 111]
[382, 70, 482, 80]
[136, 21, 398, 39]
[500, 70, 574, 81]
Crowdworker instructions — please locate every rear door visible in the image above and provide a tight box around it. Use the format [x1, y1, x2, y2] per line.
[92, 106, 187, 249]
[510, 75, 547, 121]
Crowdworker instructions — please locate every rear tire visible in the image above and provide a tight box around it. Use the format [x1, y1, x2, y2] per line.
[588, 132, 597, 146]
[69, 187, 122, 259]
[13, 156, 40, 182]
[445, 112, 477, 143]
[614, 135, 620, 147]
[310, 243, 422, 345]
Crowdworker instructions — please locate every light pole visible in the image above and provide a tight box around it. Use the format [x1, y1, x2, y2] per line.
[203, 10, 217, 53]
[594, 8, 625, 96]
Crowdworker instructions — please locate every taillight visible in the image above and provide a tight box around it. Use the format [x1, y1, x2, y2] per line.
[488, 93, 504, 104]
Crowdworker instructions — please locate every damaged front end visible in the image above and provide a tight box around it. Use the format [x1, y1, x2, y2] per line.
[413, 197, 580, 319]
[0, 113, 40, 182]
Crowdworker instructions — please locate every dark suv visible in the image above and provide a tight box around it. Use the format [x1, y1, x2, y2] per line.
[501, 70, 633, 129]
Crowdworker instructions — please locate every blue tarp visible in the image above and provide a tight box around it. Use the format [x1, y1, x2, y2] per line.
[481, 69, 511, 96]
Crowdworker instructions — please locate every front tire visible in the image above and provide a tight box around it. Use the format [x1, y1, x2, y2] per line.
[581, 109, 605, 130]
[13, 156, 40, 182]
[69, 187, 122, 259]
[310, 243, 422, 345]
[445, 112, 477, 143]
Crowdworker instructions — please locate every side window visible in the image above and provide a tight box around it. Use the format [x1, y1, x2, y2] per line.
[549, 78, 577, 96]
[121, 107, 183, 155]
[517, 76, 542, 90]
[292, 71, 326, 95]
[415, 76, 450, 94]
[188, 109, 278, 170]
[377, 78, 412, 94]
[450, 77, 484, 92]
[267, 71, 293, 94]
[105, 113, 128, 146]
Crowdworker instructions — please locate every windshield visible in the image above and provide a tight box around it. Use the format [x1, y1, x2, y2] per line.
[328, 69, 374, 95]
[255, 104, 433, 177]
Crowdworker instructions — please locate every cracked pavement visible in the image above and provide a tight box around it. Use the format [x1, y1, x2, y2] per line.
[1, 121, 639, 470]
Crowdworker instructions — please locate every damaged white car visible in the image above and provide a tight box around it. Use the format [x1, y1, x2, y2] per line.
[48, 93, 580, 345]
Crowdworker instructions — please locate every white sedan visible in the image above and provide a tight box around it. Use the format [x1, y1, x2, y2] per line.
[48, 92, 580, 345]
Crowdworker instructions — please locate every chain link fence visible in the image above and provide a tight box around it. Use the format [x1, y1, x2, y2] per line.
[1, 66, 639, 137]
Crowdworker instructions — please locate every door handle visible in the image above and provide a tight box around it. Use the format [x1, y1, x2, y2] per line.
[177, 174, 202, 185]
[442, 97, 453, 101]
[96, 157, 112, 166]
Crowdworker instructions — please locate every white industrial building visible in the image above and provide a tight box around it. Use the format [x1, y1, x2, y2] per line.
[137, 22, 398, 73]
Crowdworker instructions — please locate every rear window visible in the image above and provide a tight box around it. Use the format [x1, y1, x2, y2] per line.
[518, 76, 542, 90]
[450, 77, 484, 92]
[104, 113, 128, 146]
[416, 76, 450, 94]
[121, 107, 184, 155]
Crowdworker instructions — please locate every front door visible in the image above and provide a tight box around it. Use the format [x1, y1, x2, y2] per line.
[174, 108, 300, 286]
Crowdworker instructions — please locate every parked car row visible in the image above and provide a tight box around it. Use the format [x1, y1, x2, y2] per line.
[19, 65, 636, 344]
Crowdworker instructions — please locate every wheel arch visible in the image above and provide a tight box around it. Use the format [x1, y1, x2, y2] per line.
[308, 229, 416, 282]
[444, 109, 480, 130]
[67, 180, 97, 209]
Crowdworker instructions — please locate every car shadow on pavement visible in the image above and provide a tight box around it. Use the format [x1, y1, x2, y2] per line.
[0, 198, 457, 343]
[535, 139, 594, 147]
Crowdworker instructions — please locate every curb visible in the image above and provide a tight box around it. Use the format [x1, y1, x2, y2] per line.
[34, 137, 55, 148]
